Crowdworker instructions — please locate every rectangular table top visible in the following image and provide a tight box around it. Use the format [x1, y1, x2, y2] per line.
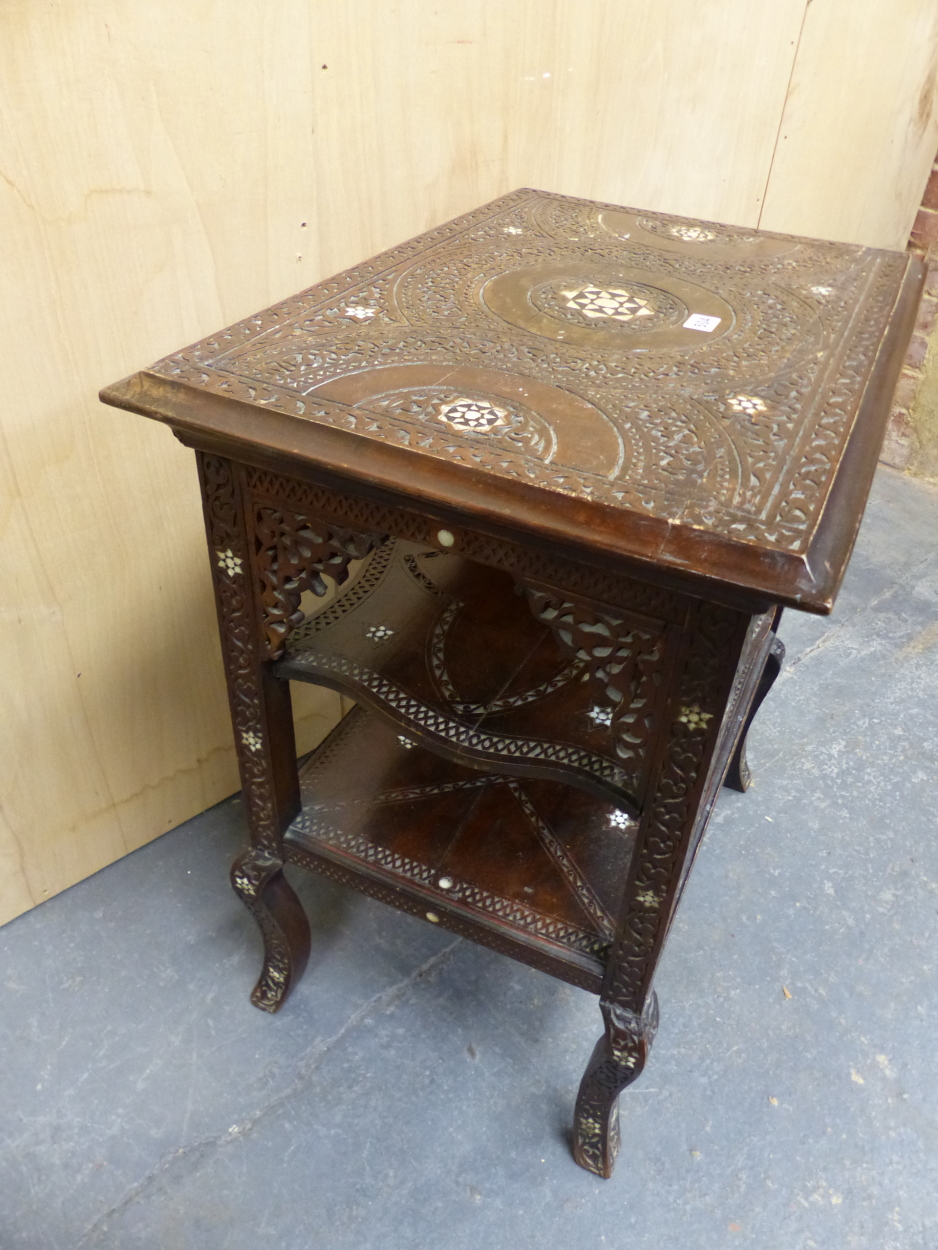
[101, 188, 923, 613]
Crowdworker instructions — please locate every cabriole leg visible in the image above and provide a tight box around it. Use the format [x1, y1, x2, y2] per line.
[231, 849, 311, 1012]
[724, 633, 786, 793]
[573, 994, 659, 1178]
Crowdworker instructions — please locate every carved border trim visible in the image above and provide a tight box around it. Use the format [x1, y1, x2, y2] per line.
[243, 468, 687, 623]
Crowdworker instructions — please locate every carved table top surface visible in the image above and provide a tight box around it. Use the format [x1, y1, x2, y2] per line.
[101, 188, 923, 613]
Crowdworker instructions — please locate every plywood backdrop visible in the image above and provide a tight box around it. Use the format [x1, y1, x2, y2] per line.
[1, 0, 936, 926]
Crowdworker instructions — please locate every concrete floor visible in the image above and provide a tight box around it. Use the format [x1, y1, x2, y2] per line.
[2, 465, 938, 1250]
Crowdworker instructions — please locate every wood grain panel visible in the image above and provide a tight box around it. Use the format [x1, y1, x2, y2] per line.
[760, 0, 938, 247]
[0, 0, 932, 925]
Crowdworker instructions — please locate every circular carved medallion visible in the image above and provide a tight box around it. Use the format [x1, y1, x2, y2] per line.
[306, 363, 625, 477]
[530, 277, 686, 332]
[483, 262, 733, 349]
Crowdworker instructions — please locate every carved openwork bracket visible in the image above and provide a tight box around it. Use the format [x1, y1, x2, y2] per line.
[252, 504, 387, 657]
[523, 585, 668, 772]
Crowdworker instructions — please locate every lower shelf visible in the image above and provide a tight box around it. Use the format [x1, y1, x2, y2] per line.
[283, 707, 638, 992]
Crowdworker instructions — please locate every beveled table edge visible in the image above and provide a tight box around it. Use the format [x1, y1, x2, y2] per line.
[99, 248, 922, 618]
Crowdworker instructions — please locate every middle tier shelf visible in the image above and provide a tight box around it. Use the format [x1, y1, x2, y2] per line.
[275, 537, 672, 813]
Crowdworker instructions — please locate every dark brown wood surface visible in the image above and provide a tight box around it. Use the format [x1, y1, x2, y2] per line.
[98, 190, 923, 1180]
[101, 188, 923, 614]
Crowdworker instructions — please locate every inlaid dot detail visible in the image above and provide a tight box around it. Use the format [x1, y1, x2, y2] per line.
[436, 529, 455, 547]
[397, 734, 415, 750]
[438, 876, 454, 890]
[426, 912, 441, 923]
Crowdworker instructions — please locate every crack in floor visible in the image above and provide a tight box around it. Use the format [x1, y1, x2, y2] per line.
[72, 937, 461, 1248]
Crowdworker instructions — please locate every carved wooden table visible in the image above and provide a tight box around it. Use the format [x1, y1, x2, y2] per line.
[101, 189, 922, 1177]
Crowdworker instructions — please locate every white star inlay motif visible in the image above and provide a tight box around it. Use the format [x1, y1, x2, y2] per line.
[436, 398, 509, 432]
[398, 735, 415, 750]
[727, 394, 767, 416]
[216, 549, 243, 577]
[241, 730, 263, 752]
[365, 624, 395, 643]
[671, 225, 716, 241]
[342, 305, 376, 320]
[587, 706, 613, 728]
[678, 705, 713, 730]
[608, 811, 631, 829]
[561, 285, 655, 323]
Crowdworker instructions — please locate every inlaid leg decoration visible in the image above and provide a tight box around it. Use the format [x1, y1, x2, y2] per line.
[724, 634, 786, 793]
[230, 849, 311, 1013]
[573, 993, 659, 1178]
[198, 455, 311, 1011]
[574, 600, 749, 1177]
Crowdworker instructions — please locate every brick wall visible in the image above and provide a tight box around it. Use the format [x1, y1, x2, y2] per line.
[880, 150, 938, 477]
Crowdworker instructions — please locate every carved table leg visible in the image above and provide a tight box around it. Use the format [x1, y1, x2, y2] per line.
[231, 848, 311, 1012]
[724, 630, 786, 794]
[198, 453, 309, 1012]
[573, 995, 658, 1177]
[574, 601, 750, 1177]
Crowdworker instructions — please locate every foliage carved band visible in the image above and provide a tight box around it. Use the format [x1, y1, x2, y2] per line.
[198, 454, 280, 853]
[241, 467, 686, 623]
[523, 585, 669, 773]
[603, 601, 746, 1013]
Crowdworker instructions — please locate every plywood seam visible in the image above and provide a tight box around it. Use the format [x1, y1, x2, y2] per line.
[757, 0, 811, 231]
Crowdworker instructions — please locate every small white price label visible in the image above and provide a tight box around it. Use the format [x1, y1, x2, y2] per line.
[683, 313, 721, 332]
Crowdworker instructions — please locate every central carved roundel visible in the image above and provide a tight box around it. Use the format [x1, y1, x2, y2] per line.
[561, 285, 656, 323]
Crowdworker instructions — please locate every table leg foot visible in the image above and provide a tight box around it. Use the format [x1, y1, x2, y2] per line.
[231, 849, 311, 1013]
[573, 993, 659, 1178]
[724, 635, 786, 793]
